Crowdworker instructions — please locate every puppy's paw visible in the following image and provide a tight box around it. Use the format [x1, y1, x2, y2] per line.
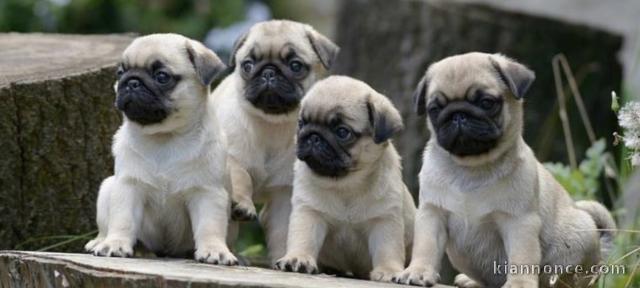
[454, 274, 484, 288]
[84, 237, 105, 253]
[370, 267, 399, 283]
[392, 265, 440, 287]
[501, 277, 537, 288]
[274, 254, 319, 274]
[231, 201, 257, 221]
[92, 238, 134, 257]
[195, 245, 239, 266]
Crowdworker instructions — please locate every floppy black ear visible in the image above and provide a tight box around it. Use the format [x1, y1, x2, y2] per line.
[306, 28, 340, 70]
[228, 29, 249, 69]
[367, 95, 404, 144]
[489, 56, 536, 99]
[413, 75, 428, 115]
[186, 41, 227, 86]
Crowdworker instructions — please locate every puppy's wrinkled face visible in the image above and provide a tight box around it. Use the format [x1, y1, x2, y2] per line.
[116, 57, 178, 125]
[427, 80, 504, 157]
[239, 43, 308, 115]
[297, 109, 361, 177]
[297, 76, 402, 178]
[230, 20, 339, 117]
[414, 53, 534, 161]
[116, 34, 225, 127]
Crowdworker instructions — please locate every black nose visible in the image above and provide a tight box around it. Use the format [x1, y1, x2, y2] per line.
[127, 78, 142, 90]
[307, 133, 322, 146]
[452, 112, 467, 124]
[261, 67, 277, 84]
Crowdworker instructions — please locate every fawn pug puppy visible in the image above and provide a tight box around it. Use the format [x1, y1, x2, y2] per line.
[275, 76, 416, 282]
[85, 34, 238, 265]
[213, 20, 339, 261]
[394, 52, 616, 287]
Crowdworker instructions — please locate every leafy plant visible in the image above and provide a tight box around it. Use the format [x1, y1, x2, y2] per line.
[0, 0, 245, 39]
[544, 139, 607, 200]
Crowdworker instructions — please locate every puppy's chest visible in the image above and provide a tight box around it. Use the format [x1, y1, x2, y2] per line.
[446, 213, 507, 262]
[155, 160, 210, 189]
[316, 191, 395, 224]
[228, 113, 297, 187]
[421, 173, 534, 218]
[247, 138, 296, 187]
[119, 148, 219, 193]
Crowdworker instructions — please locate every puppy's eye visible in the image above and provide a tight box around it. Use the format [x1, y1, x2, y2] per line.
[479, 98, 497, 110]
[289, 60, 304, 73]
[241, 61, 254, 73]
[116, 66, 125, 78]
[155, 71, 171, 84]
[335, 126, 352, 140]
[427, 102, 442, 114]
[428, 106, 441, 114]
[298, 119, 305, 129]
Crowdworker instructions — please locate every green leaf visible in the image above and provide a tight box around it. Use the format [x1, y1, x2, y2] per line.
[544, 139, 607, 200]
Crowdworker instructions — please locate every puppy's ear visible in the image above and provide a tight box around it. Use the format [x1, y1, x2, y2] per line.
[305, 27, 340, 70]
[228, 30, 249, 69]
[185, 40, 227, 86]
[413, 75, 428, 115]
[367, 94, 404, 144]
[489, 55, 535, 99]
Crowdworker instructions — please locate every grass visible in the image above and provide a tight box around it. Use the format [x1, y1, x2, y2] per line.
[15, 230, 97, 252]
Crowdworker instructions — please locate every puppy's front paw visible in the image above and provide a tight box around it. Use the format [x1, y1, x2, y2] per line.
[392, 265, 440, 287]
[195, 245, 238, 266]
[84, 237, 105, 253]
[454, 274, 484, 288]
[370, 267, 400, 283]
[501, 277, 537, 288]
[231, 201, 257, 221]
[274, 254, 318, 274]
[92, 238, 134, 257]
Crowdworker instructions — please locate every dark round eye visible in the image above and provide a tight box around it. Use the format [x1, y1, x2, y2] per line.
[479, 98, 497, 110]
[428, 106, 441, 114]
[155, 71, 171, 84]
[241, 61, 254, 73]
[116, 66, 124, 78]
[289, 60, 304, 73]
[336, 126, 352, 140]
[428, 101, 443, 114]
[298, 119, 305, 129]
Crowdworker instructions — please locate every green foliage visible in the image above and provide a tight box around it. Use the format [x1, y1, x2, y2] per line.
[544, 139, 607, 200]
[0, 0, 245, 39]
[546, 137, 640, 287]
[598, 218, 640, 288]
[603, 84, 640, 287]
[234, 220, 267, 260]
[15, 230, 97, 252]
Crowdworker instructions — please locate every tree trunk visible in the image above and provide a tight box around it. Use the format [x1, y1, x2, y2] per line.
[334, 0, 623, 196]
[0, 251, 455, 288]
[0, 33, 134, 251]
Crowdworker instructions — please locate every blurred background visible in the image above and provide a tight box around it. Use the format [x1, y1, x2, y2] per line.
[1, 0, 639, 286]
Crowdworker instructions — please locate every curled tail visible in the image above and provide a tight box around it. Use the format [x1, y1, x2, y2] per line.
[575, 200, 617, 260]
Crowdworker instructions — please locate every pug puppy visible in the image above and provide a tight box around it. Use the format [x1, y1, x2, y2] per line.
[212, 20, 339, 262]
[274, 76, 416, 283]
[394, 52, 616, 287]
[84, 34, 238, 265]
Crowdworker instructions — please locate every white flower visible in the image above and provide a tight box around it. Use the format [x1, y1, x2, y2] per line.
[618, 101, 640, 131]
[623, 131, 640, 150]
[631, 153, 640, 166]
